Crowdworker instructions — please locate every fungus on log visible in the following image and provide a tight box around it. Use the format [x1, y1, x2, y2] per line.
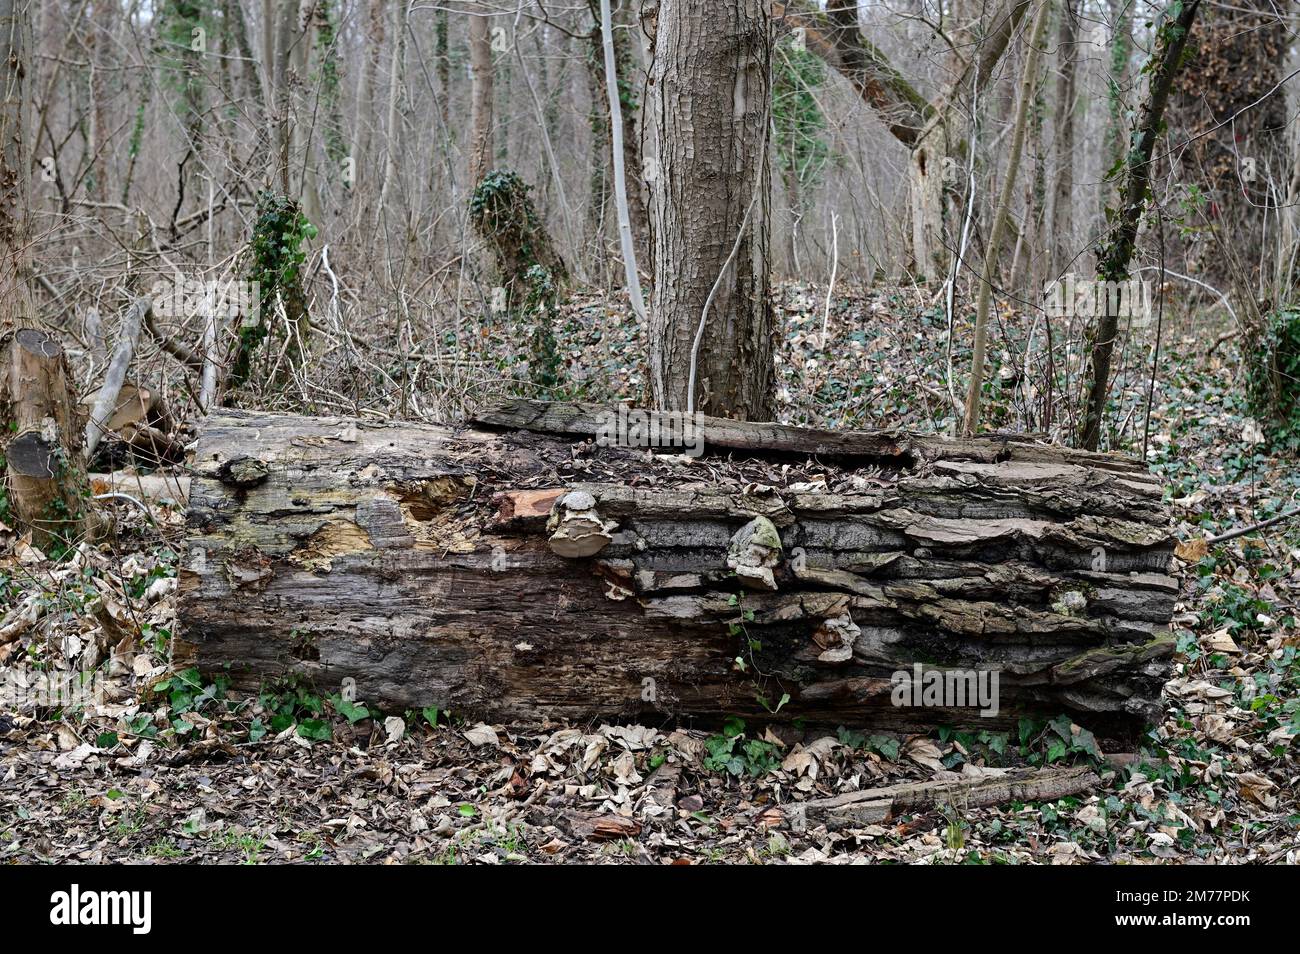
[179, 401, 1179, 744]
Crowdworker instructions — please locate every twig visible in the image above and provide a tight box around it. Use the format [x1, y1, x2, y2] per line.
[820, 211, 839, 346]
[1207, 505, 1300, 544]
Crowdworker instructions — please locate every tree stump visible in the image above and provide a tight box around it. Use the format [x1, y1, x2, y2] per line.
[1, 329, 88, 550]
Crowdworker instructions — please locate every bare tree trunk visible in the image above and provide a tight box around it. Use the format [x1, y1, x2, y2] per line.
[963, 0, 1051, 436]
[906, 133, 948, 280]
[1051, 0, 1078, 276]
[435, 5, 450, 133]
[286, 1, 323, 233]
[0, 0, 33, 330]
[376, 0, 407, 219]
[351, 0, 385, 182]
[1081, 0, 1203, 451]
[599, 0, 646, 324]
[271, 0, 295, 191]
[1099, 0, 1132, 227]
[226, 0, 264, 115]
[89, 0, 115, 200]
[648, 0, 773, 420]
[583, 41, 610, 253]
[468, 4, 494, 190]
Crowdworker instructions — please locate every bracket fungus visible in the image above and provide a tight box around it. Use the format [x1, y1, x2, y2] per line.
[727, 516, 783, 591]
[547, 490, 618, 558]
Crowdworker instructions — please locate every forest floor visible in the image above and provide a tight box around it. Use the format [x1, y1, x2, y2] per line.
[2, 283, 1298, 864]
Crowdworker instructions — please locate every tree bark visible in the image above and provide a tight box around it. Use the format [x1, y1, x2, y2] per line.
[351, 0, 385, 185]
[599, 0, 646, 325]
[1051, 0, 1078, 276]
[1168, 0, 1288, 311]
[376, 0, 407, 221]
[180, 401, 1177, 745]
[648, 0, 773, 419]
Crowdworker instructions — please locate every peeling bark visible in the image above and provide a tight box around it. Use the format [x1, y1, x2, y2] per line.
[180, 402, 1177, 744]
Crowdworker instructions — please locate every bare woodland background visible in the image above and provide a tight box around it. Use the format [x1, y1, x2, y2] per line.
[2, 0, 1298, 447]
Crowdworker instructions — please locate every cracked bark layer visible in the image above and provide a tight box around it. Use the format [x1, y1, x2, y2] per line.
[179, 402, 1177, 744]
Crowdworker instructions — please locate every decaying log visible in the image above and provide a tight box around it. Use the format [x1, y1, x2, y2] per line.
[1, 329, 88, 548]
[179, 401, 1178, 744]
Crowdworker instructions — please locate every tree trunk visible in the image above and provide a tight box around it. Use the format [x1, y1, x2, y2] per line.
[292, 0, 324, 232]
[271, 0, 295, 191]
[0, 0, 33, 330]
[583, 41, 611, 253]
[351, 0, 385, 183]
[1081, 0, 1202, 451]
[90, 0, 115, 200]
[907, 131, 949, 281]
[963, 0, 1051, 436]
[468, 5, 494, 190]
[648, 0, 773, 419]
[179, 401, 1177, 745]
[435, 6, 449, 132]
[1051, 0, 1078, 277]
[1168, 0, 1288, 304]
[376, 0, 407, 221]
[1, 329, 88, 550]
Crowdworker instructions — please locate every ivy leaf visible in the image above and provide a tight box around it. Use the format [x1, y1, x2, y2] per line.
[296, 719, 332, 742]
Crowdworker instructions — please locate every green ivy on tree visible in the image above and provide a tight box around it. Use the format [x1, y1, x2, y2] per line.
[470, 170, 569, 394]
[233, 191, 317, 386]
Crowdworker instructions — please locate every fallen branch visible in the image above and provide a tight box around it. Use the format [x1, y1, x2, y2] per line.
[783, 764, 1100, 831]
[89, 470, 191, 506]
[85, 297, 148, 458]
[1208, 504, 1300, 544]
[143, 301, 202, 369]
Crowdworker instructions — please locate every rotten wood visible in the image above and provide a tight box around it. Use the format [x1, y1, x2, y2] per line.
[179, 403, 1178, 744]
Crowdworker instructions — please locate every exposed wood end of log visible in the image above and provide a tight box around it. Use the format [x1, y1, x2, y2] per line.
[6, 429, 60, 478]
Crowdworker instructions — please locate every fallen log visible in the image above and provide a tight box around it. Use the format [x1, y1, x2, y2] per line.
[178, 401, 1178, 744]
